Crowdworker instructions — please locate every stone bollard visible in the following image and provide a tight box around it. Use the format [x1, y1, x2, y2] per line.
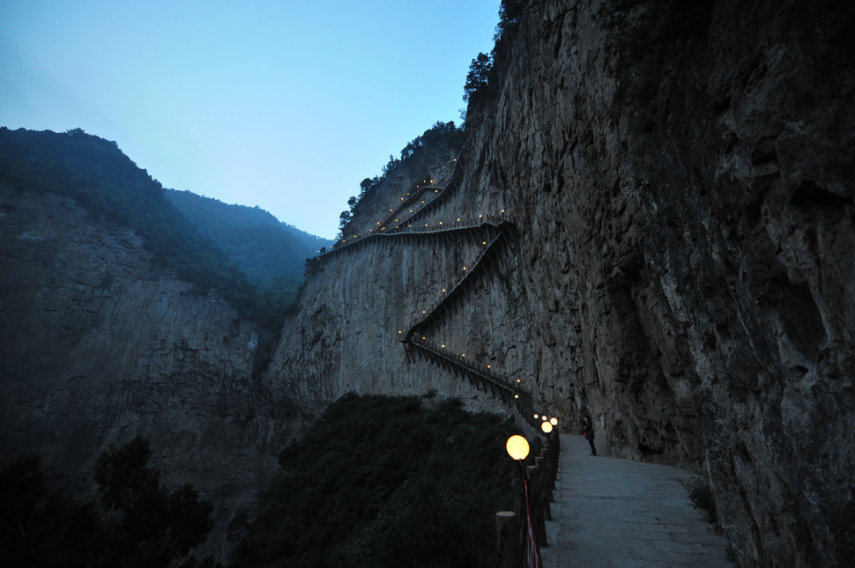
[496, 511, 522, 568]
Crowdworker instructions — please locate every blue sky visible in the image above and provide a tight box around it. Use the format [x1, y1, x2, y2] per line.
[0, 1, 499, 239]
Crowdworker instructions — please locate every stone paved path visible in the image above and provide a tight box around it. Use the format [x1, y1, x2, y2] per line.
[541, 434, 733, 568]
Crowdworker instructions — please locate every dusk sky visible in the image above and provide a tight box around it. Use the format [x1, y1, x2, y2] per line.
[0, 1, 499, 239]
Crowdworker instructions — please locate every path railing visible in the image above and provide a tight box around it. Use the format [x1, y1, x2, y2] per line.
[308, 150, 553, 566]
[496, 431, 560, 568]
[317, 218, 509, 260]
[402, 222, 511, 337]
[399, 220, 525, 406]
[403, 337, 522, 405]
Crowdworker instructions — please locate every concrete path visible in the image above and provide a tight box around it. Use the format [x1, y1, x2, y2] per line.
[541, 434, 733, 568]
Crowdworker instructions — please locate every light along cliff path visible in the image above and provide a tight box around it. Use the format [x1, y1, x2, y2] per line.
[541, 434, 733, 568]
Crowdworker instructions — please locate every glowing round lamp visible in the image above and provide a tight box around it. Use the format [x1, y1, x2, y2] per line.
[550, 418, 558, 426]
[506, 435, 530, 461]
[541, 422, 553, 434]
[533, 414, 539, 419]
[542, 415, 548, 421]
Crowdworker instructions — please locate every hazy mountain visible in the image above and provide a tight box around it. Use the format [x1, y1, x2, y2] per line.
[164, 189, 332, 296]
[0, 127, 315, 330]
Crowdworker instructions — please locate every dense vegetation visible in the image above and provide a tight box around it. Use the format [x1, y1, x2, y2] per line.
[0, 438, 217, 567]
[165, 189, 330, 319]
[231, 394, 529, 568]
[0, 127, 302, 331]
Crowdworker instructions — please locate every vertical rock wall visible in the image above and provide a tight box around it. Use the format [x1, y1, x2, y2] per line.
[273, 1, 853, 565]
[269, 165, 520, 415]
[460, 1, 854, 565]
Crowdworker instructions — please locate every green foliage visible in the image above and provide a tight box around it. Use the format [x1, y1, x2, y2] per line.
[232, 394, 522, 568]
[398, 121, 465, 163]
[92, 436, 216, 566]
[463, 52, 494, 104]
[462, 1, 525, 112]
[0, 127, 289, 331]
[94, 436, 160, 512]
[304, 257, 322, 278]
[494, 0, 524, 45]
[164, 189, 330, 323]
[0, 439, 217, 568]
[338, 209, 353, 230]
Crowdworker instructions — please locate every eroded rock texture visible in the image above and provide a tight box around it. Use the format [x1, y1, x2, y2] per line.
[0, 188, 306, 557]
[275, 1, 853, 565]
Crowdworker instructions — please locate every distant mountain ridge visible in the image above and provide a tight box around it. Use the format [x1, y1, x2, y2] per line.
[0, 126, 327, 330]
[165, 189, 332, 302]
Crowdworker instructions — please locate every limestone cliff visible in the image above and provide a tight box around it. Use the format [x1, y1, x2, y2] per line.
[272, 1, 853, 565]
[0, 187, 306, 557]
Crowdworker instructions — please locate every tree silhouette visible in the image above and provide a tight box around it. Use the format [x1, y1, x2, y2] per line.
[94, 437, 214, 567]
[463, 52, 493, 103]
[0, 439, 217, 568]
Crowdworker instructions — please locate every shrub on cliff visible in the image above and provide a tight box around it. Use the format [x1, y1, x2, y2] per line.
[231, 394, 522, 568]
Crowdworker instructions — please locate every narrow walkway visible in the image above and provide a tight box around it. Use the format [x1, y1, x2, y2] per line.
[542, 434, 733, 568]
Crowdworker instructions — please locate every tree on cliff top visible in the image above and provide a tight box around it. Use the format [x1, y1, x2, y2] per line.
[462, 0, 525, 116]
[463, 52, 494, 104]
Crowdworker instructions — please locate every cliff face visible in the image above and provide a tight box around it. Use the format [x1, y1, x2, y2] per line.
[470, 2, 853, 565]
[273, 1, 853, 565]
[269, 151, 518, 415]
[0, 187, 305, 557]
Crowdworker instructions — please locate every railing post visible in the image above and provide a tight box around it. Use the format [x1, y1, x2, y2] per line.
[541, 448, 555, 494]
[536, 454, 553, 511]
[527, 465, 547, 547]
[495, 511, 522, 568]
[548, 431, 560, 473]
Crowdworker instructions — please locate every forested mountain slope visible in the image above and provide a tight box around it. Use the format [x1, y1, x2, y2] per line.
[165, 189, 331, 316]
[0, 127, 329, 330]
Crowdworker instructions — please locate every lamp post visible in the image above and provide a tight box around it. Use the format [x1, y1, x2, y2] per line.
[505, 435, 543, 568]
